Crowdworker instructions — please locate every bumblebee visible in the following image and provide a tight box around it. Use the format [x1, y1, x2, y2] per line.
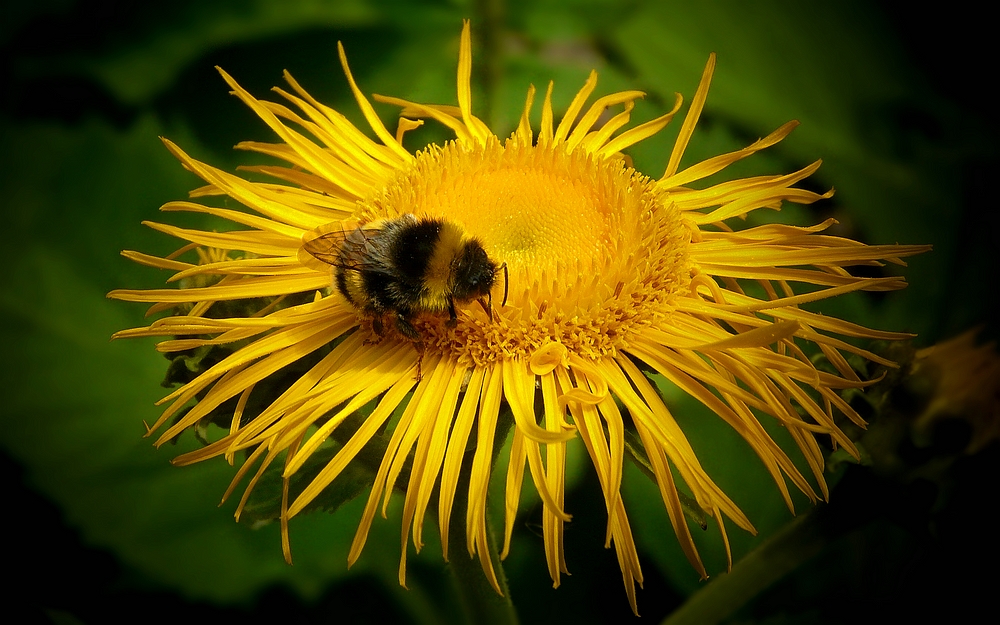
[302, 214, 506, 339]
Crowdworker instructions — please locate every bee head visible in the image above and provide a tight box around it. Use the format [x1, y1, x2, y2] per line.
[451, 240, 497, 301]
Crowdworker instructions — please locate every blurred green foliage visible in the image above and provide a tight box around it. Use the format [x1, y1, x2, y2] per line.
[1, 0, 996, 623]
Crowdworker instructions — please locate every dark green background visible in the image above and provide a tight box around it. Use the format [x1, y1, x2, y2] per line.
[2, 0, 997, 623]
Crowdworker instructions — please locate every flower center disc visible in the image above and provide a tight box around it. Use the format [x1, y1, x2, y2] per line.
[359, 139, 691, 362]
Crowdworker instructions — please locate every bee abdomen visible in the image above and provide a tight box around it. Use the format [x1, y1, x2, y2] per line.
[387, 218, 456, 310]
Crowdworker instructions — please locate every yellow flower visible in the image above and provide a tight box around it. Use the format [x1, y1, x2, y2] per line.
[912, 330, 1000, 454]
[110, 21, 928, 612]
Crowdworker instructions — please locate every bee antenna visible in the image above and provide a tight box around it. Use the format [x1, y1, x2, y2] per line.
[499, 262, 509, 308]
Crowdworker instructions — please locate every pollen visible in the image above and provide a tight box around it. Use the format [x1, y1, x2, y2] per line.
[362, 138, 692, 365]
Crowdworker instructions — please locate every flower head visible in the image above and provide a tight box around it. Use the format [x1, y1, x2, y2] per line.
[911, 330, 1000, 454]
[110, 21, 928, 612]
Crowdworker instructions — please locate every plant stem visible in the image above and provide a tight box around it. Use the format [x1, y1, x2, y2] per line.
[446, 500, 519, 625]
[442, 400, 519, 624]
[475, 0, 505, 128]
[661, 497, 868, 625]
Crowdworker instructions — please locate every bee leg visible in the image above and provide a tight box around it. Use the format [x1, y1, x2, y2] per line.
[476, 296, 493, 321]
[390, 311, 425, 381]
[395, 312, 421, 341]
[445, 297, 458, 328]
[363, 316, 385, 345]
[413, 341, 425, 381]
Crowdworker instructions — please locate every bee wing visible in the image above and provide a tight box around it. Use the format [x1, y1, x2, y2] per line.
[298, 221, 389, 274]
[299, 223, 347, 272]
[303, 231, 349, 264]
